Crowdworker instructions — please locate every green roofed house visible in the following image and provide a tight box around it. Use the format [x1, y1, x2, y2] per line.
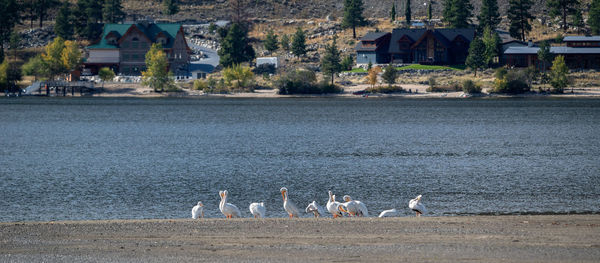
[84, 21, 191, 76]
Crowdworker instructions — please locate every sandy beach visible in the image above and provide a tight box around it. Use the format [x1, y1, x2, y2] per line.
[90, 83, 600, 98]
[1, 215, 599, 262]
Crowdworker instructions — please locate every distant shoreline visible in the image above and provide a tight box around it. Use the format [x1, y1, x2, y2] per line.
[2, 215, 599, 262]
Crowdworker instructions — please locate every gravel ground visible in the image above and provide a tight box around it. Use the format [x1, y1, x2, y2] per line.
[1, 215, 599, 262]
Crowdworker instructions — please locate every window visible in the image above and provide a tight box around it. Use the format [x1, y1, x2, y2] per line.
[132, 54, 138, 60]
[122, 54, 129, 60]
[132, 42, 139, 48]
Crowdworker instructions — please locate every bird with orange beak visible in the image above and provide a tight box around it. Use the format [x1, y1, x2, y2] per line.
[219, 190, 241, 218]
[280, 187, 299, 218]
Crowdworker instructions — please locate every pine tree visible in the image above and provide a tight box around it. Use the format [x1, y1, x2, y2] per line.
[444, 0, 473, 28]
[537, 41, 553, 79]
[291, 27, 306, 58]
[466, 37, 486, 77]
[321, 36, 342, 86]
[0, 0, 20, 63]
[342, 0, 366, 39]
[54, 1, 73, 40]
[35, 0, 60, 28]
[163, 0, 179, 16]
[23, 0, 37, 29]
[478, 0, 501, 30]
[442, 0, 453, 25]
[571, 10, 583, 29]
[73, 0, 103, 40]
[103, 0, 126, 23]
[482, 27, 501, 67]
[390, 2, 396, 22]
[218, 23, 255, 67]
[591, 0, 600, 35]
[263, 29, 279, 53]
[547, 0, 580, 32]
[508, 0, 535, 41]
[427, 1, 432, 20]
[405, 0, 411, 25]
[280, 34, 290, 51]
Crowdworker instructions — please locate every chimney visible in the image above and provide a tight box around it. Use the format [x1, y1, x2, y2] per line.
[527, 40, 533, 47]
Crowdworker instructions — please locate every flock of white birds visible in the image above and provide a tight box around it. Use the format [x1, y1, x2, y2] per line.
[191, 187, 427, 219]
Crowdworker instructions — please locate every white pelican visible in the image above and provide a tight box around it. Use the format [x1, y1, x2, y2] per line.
[326, 191, 343, 218]
[219, 190, 241, 218]
[280, 187, 300, 218]
[305, 201, 325, 218]
[249, 202, 266, 218]
[339, 195, 369, 217]
[378, 209, 398, 218]
[191, 201, 204, 219]
[409, 194, 427, 216]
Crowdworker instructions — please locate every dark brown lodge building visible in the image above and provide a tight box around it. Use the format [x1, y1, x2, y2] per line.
[356, 28, 475, 65]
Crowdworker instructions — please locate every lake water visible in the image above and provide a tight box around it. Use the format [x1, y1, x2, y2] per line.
[1, 97, 599, 221]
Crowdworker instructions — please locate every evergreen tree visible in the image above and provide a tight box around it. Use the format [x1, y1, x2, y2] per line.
[390, 2, 396, 22]
[54, 2, 73, 40]
[291, 27, 306, 58]
[163, 0, 179, 16]
[549, 55, 569, 93]
[508, 0, 535, 41]
[537, 41, 553, 79]
[444, 0, 473, 28]
[340, 55, 354, 71]
[482, 27, 501, 67]
[263, 29, 279, 53]
[23, 0, 37, 29]
[218, 23, 255, 67]
[571, 10, 583, 29]
[478, 0, 501, 30]
[442, 0, 453, 25]
[547, 0, 580, 32]
[382, 65, 397, 87]
[86, 0, 103, 23]
[73, 0, 103, 40]
[280, 34, 290, 51]
[591, 0, 600, 35]
[103, 0, 126, 23]
[35, 0, 60, 28]
[405, 0, 411, 25]
[321, 36, 342, 86]
[427, 1, 432, 20]
[466, 37, 486, 77]
[0, 0, 19, 63]
[342, 0, 366, 39]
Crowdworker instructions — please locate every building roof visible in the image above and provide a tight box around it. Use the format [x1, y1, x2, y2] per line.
[563, 36, 600, 42]
[388, 28, 475, 53]
[360, 32, 389, 41]
[88, 23, 182, 49]
[504, 46, 600, 55]
[356, 32, 391, 52]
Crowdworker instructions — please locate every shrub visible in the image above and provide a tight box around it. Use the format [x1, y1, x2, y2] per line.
[462, 79, 481, 94]
[253, 63, 276, 75]
[193, 79, 208, 90]
[223, 64, 254, 90]
[427, 83, 461, 92]
[428, 76, 436, 89]
[494, 67, 507, 79]
[276, 70, 342, 94]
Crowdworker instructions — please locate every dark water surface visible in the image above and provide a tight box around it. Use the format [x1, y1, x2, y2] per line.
[1, 97, 599, 221]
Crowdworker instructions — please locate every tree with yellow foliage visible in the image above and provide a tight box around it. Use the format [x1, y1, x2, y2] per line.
[42, 37, 66, 79]
[61, 40, 82, 74]
[367, 66, 381, 89]
[142, 43, 175, 92]
[222, 64, 254, 90]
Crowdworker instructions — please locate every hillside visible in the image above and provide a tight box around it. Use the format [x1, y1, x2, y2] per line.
[122, 0, 592, 22]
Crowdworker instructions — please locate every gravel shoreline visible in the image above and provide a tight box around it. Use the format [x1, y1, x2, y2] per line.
[1, 215, 599, 262]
